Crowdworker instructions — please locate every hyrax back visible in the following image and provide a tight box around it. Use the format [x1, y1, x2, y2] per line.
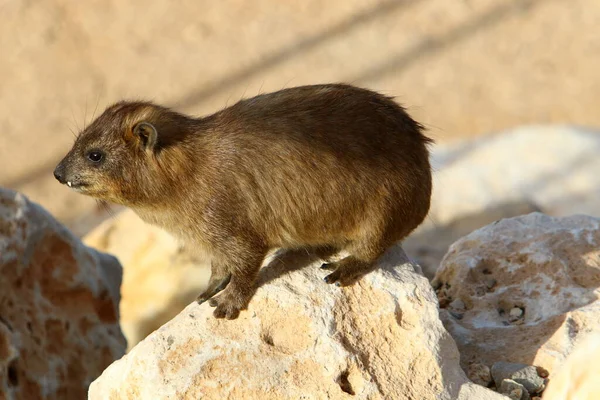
[54, 83, 433, 319]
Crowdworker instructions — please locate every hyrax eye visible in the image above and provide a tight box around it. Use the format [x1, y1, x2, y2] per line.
[87, 150, 105, 163]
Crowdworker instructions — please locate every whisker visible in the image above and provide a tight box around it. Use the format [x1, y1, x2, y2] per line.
[92, 90, 101, 123]
[258, 80, 264, 95]
[282, 77, 295, 90]
[68, 126, 77, 140]
[70, 106, 80, 132]
[83, 96, 89, 130]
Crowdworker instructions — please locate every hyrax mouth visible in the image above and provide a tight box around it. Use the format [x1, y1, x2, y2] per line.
[65, 181, 88, 191]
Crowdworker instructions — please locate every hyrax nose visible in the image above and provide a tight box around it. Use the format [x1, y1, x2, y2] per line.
[53, 163, 66, 184]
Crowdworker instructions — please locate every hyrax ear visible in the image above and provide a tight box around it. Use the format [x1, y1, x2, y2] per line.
[132, 122, 158, 151]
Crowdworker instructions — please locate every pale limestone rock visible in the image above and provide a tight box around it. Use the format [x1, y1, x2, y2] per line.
[89, 245, 505, 400]
[429, 126, 600, 225]
[433, 213, 600, 377]
[543, 332, 600, 400]
[84, 209, 211, 350]
[0, 188, 126, 399]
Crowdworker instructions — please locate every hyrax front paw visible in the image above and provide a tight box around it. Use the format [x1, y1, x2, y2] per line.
[208, 290, 248, 320]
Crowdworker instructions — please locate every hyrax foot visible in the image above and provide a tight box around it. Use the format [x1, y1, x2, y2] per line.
[196, 274, 232, 305]
[208, 289, 250, 320]
[322, 257, 377, 287]
[323, 268, 368, 287]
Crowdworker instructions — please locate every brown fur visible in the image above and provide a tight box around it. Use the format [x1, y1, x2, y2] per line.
[54, 83, 433, 319]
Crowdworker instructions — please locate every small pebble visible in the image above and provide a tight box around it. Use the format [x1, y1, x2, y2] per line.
[535, 366, 549, 379]
[508, 307, 525, 324]
[509, 307, 524, 318]
[467, 363, 492, 387]
[499, 379, 530, 400]
[491, 361, 545, 394]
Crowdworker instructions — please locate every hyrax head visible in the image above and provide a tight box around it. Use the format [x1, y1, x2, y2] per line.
[54, 101, 187, 206]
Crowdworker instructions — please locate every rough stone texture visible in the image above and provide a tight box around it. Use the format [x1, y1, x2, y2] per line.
[2, 0, 599, 237]
[543, 332, 600, 400]
[405, 126, 600, 278]
[89, 245, 505, 400]
[498, 379, 529, 400]
[432, 213, 600, 376]
[491, 362, 545, 395]
[0, 188, 126, 399]
[84, 209, 211, 350]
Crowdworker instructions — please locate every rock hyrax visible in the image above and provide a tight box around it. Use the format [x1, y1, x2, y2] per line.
[54, 83, 433, 319]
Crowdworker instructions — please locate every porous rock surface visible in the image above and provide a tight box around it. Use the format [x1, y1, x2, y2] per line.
[433, 212, 600, 375]
[89, 245, 505, 400]
[84, 209, 211, 349]
[0, 188, 126, 399]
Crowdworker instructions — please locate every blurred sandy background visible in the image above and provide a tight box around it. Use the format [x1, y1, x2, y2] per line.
[1, 0, 599, 236]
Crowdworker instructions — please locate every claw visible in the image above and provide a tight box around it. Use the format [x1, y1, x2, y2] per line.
[196, 274, 232, 304]
[324, 270, 341, 284]
[320, 263, 336, 271]
[197, 296, 211, 305]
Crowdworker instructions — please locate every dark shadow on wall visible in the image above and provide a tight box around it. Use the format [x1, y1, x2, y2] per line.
[350, 0, 539, 83]
[174, 0, 543, 112]
[172, 0, 422, 110]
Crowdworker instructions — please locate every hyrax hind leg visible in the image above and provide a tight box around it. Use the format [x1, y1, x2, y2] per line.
[322, 237, 388, 287]
[206, 242, 267, 319]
